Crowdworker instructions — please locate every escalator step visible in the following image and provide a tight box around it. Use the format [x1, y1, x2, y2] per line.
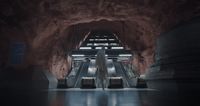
[81, 77, 96, 89]
[108, 77, 123, 88]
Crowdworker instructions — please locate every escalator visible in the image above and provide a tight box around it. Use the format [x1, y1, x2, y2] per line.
[74, 62, 89, 88]
[65, 62, 89, 88]
[113, 62, 129, 88]
[119, 62, 147, 88]
[81, 60, 96, 88]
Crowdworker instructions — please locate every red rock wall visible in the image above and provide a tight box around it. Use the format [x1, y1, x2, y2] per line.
[1, 0, 200, 78]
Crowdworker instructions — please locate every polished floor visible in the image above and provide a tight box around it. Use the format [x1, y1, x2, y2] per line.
[47, 88, 157, 106]
[0, 68, 199, 106]
[1, 88, 183, 106]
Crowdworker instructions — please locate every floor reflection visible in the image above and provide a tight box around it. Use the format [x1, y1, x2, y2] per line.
[1, 88, 180, 106]
[46, 89, 160, 106]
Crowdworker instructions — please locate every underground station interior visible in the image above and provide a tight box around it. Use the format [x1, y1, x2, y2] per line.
[1, 0, 200, 106]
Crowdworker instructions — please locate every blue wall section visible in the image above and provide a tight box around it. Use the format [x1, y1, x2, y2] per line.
[10, 42, 26, 64]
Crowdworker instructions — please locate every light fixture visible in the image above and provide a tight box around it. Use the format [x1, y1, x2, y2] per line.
[110, 43, 118, 46]
[95, 47, 102, 49]
[111, 47, 124, 49]
[109, 39, 115, 41]
[94, 43, 109, 46]
[72, 54, 85, 57]
[80, 47, 92, 50]
[89, 39, 94, 41]
[95, 39, 107, 41]
[119, 54, 132, 57]
[87, 43, 93, 46]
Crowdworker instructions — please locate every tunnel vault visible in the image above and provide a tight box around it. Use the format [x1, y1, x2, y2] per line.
[46, 20, 156, 79]
[0, 0, 200, 79]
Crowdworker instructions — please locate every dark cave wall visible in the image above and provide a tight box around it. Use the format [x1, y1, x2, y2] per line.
[1, 0, 200, 78]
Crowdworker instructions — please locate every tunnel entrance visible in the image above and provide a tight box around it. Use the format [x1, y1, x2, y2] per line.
[62, 30, 147, 89]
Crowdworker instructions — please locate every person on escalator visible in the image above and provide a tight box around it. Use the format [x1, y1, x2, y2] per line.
[96, 47, 108, 90]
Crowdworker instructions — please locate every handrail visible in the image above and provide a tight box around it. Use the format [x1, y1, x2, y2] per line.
[73, 62, 84, 87]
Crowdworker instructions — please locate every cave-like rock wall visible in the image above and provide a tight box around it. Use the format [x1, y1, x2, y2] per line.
[0, 0, 200, 79]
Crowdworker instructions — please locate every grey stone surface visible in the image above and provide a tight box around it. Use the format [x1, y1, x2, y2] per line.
[146, 18, 200, 94]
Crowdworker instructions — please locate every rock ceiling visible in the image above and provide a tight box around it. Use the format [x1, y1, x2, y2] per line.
[0, 0, 200, 78]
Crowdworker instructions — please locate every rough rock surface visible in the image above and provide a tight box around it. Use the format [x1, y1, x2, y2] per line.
[0, 0, 200, 79]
